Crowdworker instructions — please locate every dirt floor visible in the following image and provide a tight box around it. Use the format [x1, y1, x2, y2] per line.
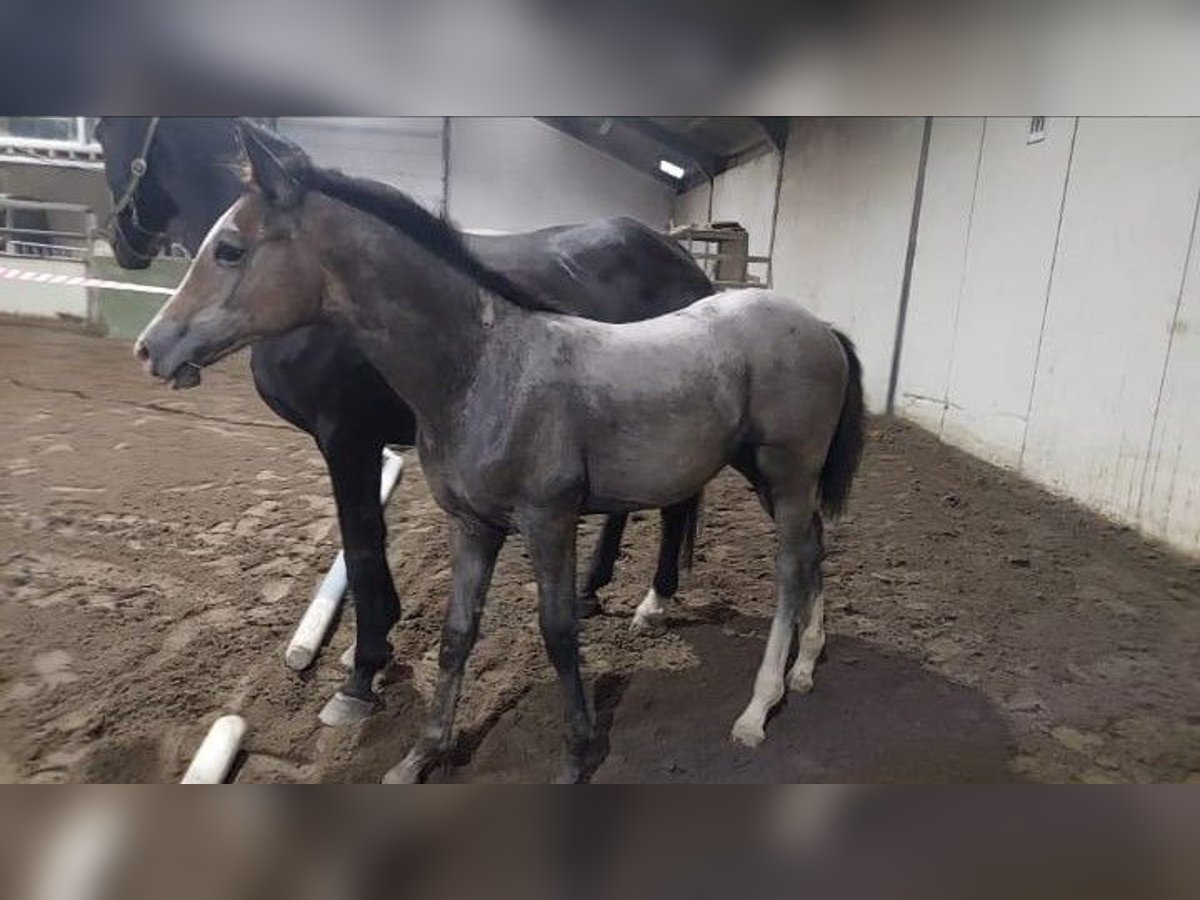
[1, 320, 1198, 783]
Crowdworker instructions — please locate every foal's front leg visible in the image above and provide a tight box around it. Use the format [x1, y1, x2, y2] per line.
[383, 521, 504, 783]
[523, 511, 594, 783]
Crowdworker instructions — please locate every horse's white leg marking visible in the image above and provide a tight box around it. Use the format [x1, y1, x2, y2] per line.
[731, 607, 793, 747]
[788, 592, 825, 694]
[631, 587, 669, 632]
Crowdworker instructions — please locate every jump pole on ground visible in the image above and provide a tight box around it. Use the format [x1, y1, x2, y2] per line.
[180, 714, 247, 784]
[285, 448, 404, 671]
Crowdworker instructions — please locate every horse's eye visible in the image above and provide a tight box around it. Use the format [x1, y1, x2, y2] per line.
[214, 240, 246, 266]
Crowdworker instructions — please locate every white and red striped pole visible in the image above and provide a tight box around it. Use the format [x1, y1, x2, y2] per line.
[0, 263, 176, 295]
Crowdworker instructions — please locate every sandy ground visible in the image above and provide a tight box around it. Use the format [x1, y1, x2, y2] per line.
[1, 320, 1198, 783]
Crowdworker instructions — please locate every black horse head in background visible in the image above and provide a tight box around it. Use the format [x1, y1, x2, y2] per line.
[95, 117, 244, 268]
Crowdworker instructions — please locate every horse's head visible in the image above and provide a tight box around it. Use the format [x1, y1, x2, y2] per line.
[133, 123, 327, 388]
[95, 117, 176, 269]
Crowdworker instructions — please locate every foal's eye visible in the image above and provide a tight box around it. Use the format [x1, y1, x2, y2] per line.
[214, 240, 246, 266]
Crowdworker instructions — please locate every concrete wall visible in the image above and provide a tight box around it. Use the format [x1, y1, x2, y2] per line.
[771, 118, 926, 410]
[1019, 119, 1200, 549]
[671, 117, 925, 410]
[278, 118, 445, 213]
[446, 118, 671, 232]
[672, 181, 709, 232]
[672, 149, 781, 286]
[675, 116, 1200, 553]
[898, 117, 1078, 468]
[900, 116, 1200, 551]
[277, 118, 673, 231]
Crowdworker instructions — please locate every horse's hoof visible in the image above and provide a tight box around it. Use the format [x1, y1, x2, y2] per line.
[576, 594, 602, 618]
[630, 588, 669, 633]
[630, 613, 666, 634]
[730, 714, 766, 749]
[318, 690, 381, 727]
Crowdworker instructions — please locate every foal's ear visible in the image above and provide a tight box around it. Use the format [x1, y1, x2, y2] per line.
[238, 121, 309, 210]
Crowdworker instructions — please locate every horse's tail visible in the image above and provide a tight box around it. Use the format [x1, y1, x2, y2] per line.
[678, 491, 704, 573]
[820, 329, 866, 518]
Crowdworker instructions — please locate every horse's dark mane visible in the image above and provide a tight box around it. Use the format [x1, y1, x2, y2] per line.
[305, 167, 562, 314]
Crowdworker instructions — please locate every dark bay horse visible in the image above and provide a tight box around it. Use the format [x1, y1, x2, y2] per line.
[97, 117, 713, 724]
[136, 125, 865, 782]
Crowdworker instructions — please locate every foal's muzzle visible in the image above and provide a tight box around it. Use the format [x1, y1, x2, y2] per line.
[134, 319, 203, 389]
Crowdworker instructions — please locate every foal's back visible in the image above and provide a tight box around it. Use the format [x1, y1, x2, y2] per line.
[506, 289, 851, 509]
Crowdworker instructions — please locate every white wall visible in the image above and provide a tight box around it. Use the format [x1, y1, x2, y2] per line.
[446, 118, 671, 232]
[1020, 118, 1200, 547]
[895, 118, 985, 434]
[276, 118, 672, 232]
[900, 117, 1077, 468]
[709, 150, 781, 259]
[771, 117, 926, 410]
[278, 118, 445, 213]
[676, 116, 1200, 553]
[672, 182, 709, 232]
[670, 149, 780, 284]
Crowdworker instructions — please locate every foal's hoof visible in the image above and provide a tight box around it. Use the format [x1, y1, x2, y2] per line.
[730, 714, 766, 749]
[338, 645, 356, 669]
[788, 671, 815, 695]
[382, 750, 430, 784]
[319, 690, 382, 727]
[554, 765, 586, 784]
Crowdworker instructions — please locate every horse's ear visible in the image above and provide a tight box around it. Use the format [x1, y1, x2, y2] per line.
[237, 121, 309, 209]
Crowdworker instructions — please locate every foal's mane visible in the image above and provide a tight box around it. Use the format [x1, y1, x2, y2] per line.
[305, 167, 564, 314]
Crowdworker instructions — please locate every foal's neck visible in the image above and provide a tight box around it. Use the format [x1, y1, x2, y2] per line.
[312, 197, 511, 431]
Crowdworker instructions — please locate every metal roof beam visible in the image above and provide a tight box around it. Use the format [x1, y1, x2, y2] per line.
[754, 117, 790, 154]
[615, 117, 722, 178]
[535, 117, 684, 189]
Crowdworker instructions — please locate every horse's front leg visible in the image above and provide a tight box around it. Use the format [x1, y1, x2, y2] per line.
[523, 510, 593, 783]
[384, 520, 504, 783]
[318, 433, 398, 726]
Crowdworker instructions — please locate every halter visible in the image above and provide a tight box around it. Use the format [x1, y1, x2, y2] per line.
[99, 116, 164, 262]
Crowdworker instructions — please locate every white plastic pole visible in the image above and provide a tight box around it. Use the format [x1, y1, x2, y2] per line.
[180, 714, 246, 784]
[284, 449, 404, 671]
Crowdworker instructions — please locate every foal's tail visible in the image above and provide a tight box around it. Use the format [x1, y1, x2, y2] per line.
[820, 330, 866, 518]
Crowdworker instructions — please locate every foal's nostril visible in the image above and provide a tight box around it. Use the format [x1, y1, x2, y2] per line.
[134, 341, 150, 363]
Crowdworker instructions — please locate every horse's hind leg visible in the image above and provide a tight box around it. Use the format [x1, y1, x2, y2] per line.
[384, 520, 504, 783]
[731, 448, 823, 748]
[578, 513, 627, 617]
[631, 498, 695, 632]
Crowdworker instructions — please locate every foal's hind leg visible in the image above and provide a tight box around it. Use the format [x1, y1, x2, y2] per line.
[731, 449, 823, 748]
[631, 498, 695, 632]
[788, 514, 826, 695]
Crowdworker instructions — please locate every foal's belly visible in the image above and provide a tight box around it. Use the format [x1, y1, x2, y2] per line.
[582, 418, 737, 511]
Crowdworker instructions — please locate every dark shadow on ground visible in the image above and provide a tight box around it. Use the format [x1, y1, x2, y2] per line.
[461, 615, 1022, 783]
